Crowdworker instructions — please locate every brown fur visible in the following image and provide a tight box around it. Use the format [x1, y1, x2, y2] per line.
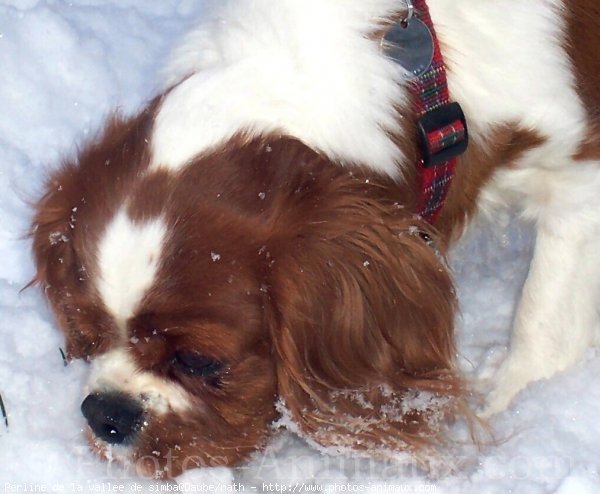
[32, 102, 469, 476]
[436, 125, 547, 238]
[565, 0, 600, 161]
[261, 153, 463, 460]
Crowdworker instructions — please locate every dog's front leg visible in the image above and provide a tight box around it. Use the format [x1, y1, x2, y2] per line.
[483, 165, 600, 416]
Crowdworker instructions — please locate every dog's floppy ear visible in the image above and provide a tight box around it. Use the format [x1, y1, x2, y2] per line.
[31, 163, 80, 292]
[30, 162, 111, 360]
[266, 175, 465, 460]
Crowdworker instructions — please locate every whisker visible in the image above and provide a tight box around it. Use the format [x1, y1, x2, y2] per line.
[0, 392, 8, 429]
[59, 347, 68, 367]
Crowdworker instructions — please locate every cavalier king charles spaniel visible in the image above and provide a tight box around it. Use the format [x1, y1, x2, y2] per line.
[31, 0, 599, 479]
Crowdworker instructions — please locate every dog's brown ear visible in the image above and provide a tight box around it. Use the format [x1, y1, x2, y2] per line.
[266, 176, 465, 460]
[30, 163, 81, 294]
[30, 164, 93, 358]
[30, 162, 117, 360]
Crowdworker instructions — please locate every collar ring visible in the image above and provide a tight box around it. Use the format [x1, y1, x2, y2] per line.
[402, 0, 415, 27]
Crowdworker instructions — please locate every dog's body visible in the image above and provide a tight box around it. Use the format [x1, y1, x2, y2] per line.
[32, 0, 600, 478]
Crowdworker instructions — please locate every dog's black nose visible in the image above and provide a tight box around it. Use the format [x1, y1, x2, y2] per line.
[81, 392, 144, 445]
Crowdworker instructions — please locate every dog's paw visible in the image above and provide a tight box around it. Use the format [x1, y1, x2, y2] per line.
[479, 356, 534, 418]
[476, 346, 508, 382]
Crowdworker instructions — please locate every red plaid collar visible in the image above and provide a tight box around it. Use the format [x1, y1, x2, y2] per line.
[399, 0, 468, 223]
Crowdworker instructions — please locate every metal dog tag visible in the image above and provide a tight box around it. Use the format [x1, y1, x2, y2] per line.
[382, 18, 434, 78]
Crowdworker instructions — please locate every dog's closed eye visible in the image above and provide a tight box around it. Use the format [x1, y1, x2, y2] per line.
[171, 351, 224, 378]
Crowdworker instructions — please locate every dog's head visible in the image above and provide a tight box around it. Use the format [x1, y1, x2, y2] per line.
[31, 112, 463, 478]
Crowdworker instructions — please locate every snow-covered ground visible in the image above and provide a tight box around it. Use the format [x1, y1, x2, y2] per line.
[0, 1, 599, 492]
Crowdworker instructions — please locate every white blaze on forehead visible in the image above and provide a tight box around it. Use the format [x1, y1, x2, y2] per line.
[96, 208, 167, 329]
[86, 348, 192, 415]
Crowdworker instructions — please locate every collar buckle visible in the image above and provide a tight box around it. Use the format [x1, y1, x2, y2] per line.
[417, 102, 468, 168]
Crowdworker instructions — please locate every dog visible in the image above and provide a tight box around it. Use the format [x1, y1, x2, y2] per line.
[31, 0, 599, 479]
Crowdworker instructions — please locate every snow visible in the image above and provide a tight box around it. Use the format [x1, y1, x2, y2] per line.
[0, 1, 599, 492]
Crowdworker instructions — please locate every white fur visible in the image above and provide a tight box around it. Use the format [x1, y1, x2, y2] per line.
[86, 348, 192, 415]
[96, 208, 167, 331]
[482, 163, 600, 415]
[151, 0, 409, 177]
[91, 213, 191, 416]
